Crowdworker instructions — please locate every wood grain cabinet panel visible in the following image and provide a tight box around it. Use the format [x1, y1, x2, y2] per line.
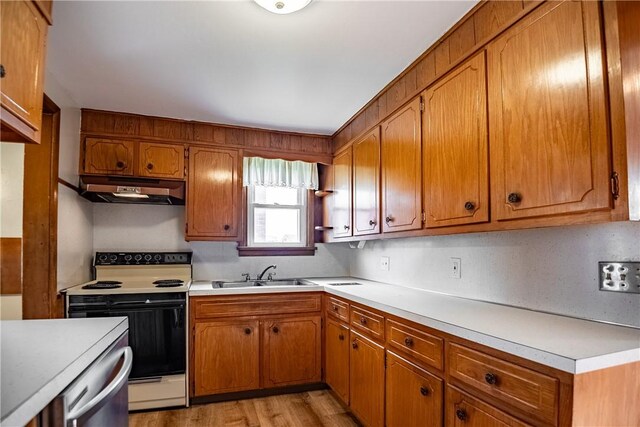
[0, 0, 48, 143]
[83, 138, 135, 176]
[325, 318, 350, 404]
[353, 127, 381, 236]
[193, 320, 260, 396]
[448, 343, 558, 425]
[446, 385, 531, 427]
[326, 296, 349, 323]
[349, 331, 385, 427]
[487, 0, 612, 221]
[386, 319, 443, 371]
[423, 52, 489, 228]
[138, 142, 184, 179]
[262, 315, 321, 388]
[386, 352, 443, 427]
[350, 306, 384, 342]
[194, 293, 321, 319]
[332, 147, 353, 238]
[381, 97, 423, 233]
[186, 147, 239, 239]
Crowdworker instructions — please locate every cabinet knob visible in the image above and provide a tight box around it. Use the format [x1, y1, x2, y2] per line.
[224, 224, 230, 231]
[484, 372, 498, 385]
[116, 161, 125, 169]
[404, 337, 413, 347]
[360, 316, 367, 325]
[507, 192, 522, 204]
[244, 328, 251, 335]
[333, 305, 339, 311]
[344, 225, 350, 230]
[0, 64, 5, 78]
[420, 386, 429, 396]
[369, 219, 377, 226]
[464, 201, 475, 211]
[385, 216, 393, 223]
[455, 409, 467, 421]
[352, 340, 358, 349]
[146, 163, 154, 170]
[272, 326, 279, 334]
[338, 334, 345, 341]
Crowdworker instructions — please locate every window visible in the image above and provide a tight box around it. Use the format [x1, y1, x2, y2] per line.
[247, 186, 307, 247]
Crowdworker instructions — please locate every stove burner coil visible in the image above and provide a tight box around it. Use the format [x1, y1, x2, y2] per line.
[82, 281, 123, 289]
[153, 279, 184, 288]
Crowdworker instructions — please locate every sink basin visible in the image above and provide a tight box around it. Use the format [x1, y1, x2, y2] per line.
[210, 279, 310, 289]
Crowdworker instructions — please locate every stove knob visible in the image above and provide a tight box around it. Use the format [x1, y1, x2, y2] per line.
[109, 254, 118, 262]
[154, 254, 162, 261]
[134, 254, 142, 262]
[124, 254, 132, 262]
[98, 254, 108, 263]
[144, 254, 152, 262]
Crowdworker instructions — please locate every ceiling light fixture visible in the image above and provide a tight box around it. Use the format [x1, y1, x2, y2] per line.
[254, 0, 312, 15]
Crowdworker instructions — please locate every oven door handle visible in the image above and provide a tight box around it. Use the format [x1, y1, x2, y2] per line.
[110, 300, 185, 307]
[65, 346, 133, 427]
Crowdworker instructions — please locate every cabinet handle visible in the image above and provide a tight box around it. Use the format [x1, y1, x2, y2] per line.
[146, 163, 154, 170]
[455, 409, 467, 421]
[369, 219, 376, 226]
[420, 386, 429, 396]
[507, 192, 522, 204]
[360, 316, 367, 325]
[333, 305, 339, 311]
[404, 337, 413, 347]
[484, 372, 498, 385]
[344, 225, 350, 230]
[464, 201, 475, 211]
[0, 64, 5, 78]
[272, 326, 279, 334]
[224, 224, 230, 231]
[385, 216, 393, 223]
[244, 328, 251, 335]
[338, 334, 345, 341]
[116, 161, 125, 169]
[352, 340, 358, 349]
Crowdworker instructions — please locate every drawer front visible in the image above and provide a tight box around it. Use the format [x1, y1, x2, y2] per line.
[193, 294, 322, 319]
[326, 297, 349, 322]
[386, 319, 443, 371]
[446, 385, 532, 427]
[448, 343, 558, 425]
[350, 305, 384, 341]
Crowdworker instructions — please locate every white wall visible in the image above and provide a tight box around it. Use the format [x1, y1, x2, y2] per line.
[349, 222, 640, 327]
[45, 72, 94, 291]
[93, 204, 352, 280]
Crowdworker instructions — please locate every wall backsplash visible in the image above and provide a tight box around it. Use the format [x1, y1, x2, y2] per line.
[349, 222, 640, 328]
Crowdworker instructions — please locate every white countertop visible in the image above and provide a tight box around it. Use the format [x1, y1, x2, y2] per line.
[0, 317, 129, 426]
[189, 277, 640, 374]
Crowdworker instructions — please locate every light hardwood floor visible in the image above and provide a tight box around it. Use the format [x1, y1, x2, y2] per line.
[129, 391, 362, 427]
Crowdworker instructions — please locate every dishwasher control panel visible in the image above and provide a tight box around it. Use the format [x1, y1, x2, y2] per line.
[599, 261, 640, 293]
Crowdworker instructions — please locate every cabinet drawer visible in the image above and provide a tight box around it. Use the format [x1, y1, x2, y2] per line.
[446, 385, 531, 426]
[326, 297, 349, 322]
[386, 319, 443, 371]
[193, 293, 321, 320]
[448, 343, 558, 425]
[350, 305, 384, 341]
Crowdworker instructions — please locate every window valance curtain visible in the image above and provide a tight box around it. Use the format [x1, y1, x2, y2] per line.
[242, 157, 318, 190]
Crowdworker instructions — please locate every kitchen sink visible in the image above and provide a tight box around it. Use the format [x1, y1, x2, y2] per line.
[210, 279, 311, 288]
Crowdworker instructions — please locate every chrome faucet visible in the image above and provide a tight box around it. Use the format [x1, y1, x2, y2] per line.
[257, 265, 276, 281]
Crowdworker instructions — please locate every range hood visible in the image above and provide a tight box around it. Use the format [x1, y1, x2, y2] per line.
[79, 176, 185, 205]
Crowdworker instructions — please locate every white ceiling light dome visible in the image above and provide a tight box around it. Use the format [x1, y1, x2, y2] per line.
[254, 0, 312, 15]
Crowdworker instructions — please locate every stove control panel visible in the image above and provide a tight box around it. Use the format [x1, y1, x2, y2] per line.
[94, 252, 192, 266]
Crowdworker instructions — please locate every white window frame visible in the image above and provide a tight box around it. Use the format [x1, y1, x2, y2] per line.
[247, 185, 308, 248]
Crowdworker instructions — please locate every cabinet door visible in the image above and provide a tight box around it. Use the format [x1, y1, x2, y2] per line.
[446, 385, 531, 427]
[0, 0, 48, 143]
[386, 352, 443, 427]
[350, 331, 385, 427]
[381, 97, 422, 232]
[138, 142, 184, 179]
[353, 127, 381, 236]
[193, 320, 260, 396]
[325, 318, 350, 404]
[424, 52, 489, 228]
[186, 147, 239, 239]
[83, 138, 135, 176]
[262, 315, 321, 388]
[332, 147, 353, 238]
[487, 1, 611, 221]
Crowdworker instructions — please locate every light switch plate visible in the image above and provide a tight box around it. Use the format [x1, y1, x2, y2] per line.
[380, 256, 390, 271]
[450, 258, 461, 279]
[599, 261, 640, 293]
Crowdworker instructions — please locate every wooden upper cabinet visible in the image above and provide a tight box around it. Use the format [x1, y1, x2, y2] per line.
[332, 147, 353, 238]
[381, 97, 422, 233]
[83, 138, 135, 176]
[386, 352, 443, 427]
[325, 318, 350, 404]
[423, 52, 489, 228]
[193, 320, 260, 396]
[261, 315, 321, 388]
[186, 147, 239, 239]
[445, 385, 531, 427]
[487, 0, 612, 221]
[353, 127, 381, 236]
[0, 0, 49, 143]
[138, 142, 185, 179]
[350, 331, 385, 427]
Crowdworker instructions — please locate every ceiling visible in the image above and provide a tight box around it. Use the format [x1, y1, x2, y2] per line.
[47, 1, 477, 135]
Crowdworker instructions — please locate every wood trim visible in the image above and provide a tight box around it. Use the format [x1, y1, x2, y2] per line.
[57, 178, 79, 192]
[0, 238, 22, 294]
[236, 246, 317, 257]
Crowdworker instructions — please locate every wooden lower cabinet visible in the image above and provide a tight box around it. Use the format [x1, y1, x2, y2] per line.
[193, 320, 260, 396]
[386, 352, 443, 427]
[325, 318, 350, 403]
[446, 385, 530, 427]
[262, 315, 322, 388]
[349, 331, 385, 427]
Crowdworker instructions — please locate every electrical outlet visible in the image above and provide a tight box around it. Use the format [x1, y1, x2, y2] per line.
[380, 256, 390, 271]
[450, 258, 461, 279]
